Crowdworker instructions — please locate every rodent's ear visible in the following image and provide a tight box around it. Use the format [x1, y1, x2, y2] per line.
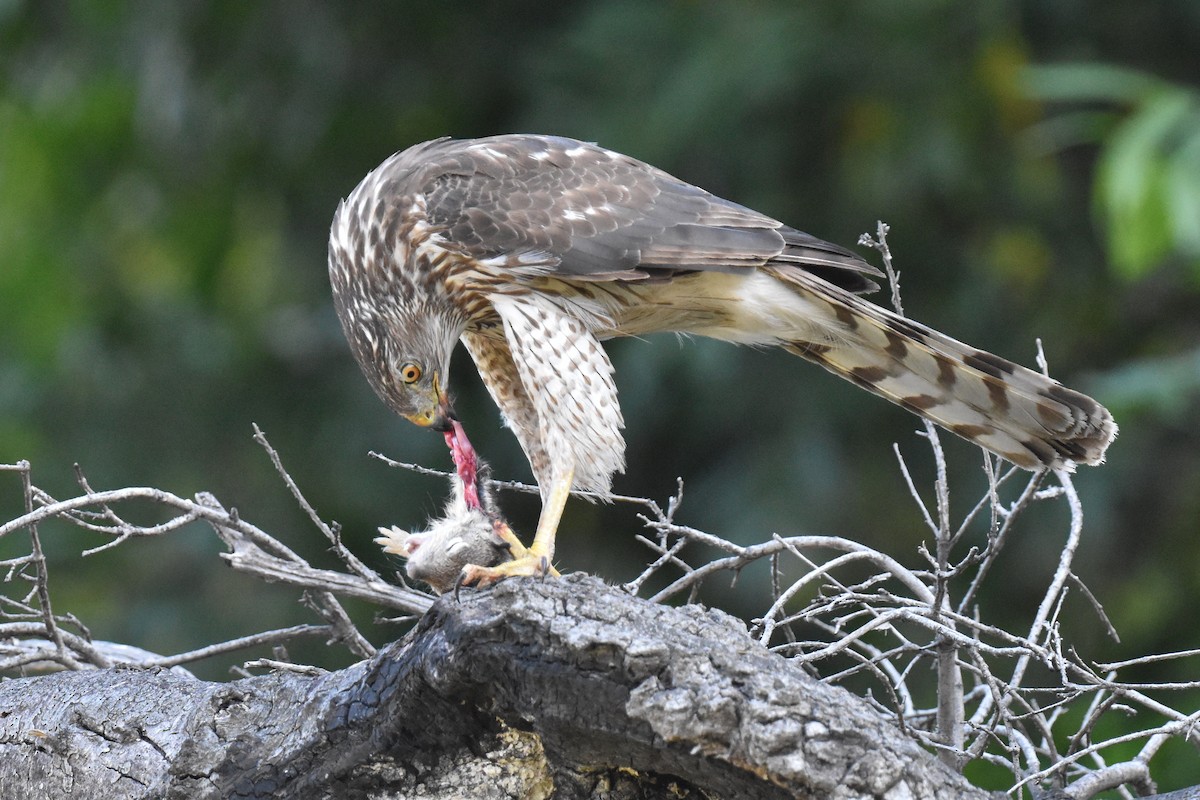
[403, 532, 429, 555]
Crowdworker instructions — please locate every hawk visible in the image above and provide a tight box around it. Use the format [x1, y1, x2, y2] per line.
[328, 134, 1116, 584]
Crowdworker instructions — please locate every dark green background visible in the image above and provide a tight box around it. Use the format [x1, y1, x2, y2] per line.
[2, 1, 1198, 791]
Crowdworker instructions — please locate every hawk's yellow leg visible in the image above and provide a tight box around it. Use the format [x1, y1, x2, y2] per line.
[459, 467, 571, 587]
[490, 520, 530, 559]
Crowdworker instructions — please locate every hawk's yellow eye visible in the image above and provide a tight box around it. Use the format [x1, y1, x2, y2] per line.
[399, 362, 422, 384]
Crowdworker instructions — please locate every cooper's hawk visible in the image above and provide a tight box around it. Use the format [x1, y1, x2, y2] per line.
[329, 134, 1116, 584]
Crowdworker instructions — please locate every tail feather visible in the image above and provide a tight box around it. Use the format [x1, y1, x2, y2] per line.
[772, 270, 1116, 470]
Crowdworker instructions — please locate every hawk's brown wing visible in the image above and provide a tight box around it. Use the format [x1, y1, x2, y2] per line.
[391, 134, 882, 292]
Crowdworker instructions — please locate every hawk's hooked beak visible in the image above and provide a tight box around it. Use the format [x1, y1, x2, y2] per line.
[404, 372, 455, 432]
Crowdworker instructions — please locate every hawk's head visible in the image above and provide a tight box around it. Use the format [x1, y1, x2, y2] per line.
[328, 188, 466, 432]
[336, 297, 464, 432]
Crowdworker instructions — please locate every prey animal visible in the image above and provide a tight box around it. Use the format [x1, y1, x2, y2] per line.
[376, 420, 526, 594]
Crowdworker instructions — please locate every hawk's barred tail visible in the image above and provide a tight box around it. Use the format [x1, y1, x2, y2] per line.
[775, 272, 1116, 470]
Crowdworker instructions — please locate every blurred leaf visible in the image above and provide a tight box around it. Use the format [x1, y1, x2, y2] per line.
[1020, 109, 1120, 154]
[1165, 128, 1200, 254]
[1026, 63, 1200, 280]
[1024, 62, 1163, 105]
[1097, 89, 1193, 278]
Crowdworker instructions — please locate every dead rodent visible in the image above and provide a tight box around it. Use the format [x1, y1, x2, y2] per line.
[376, 463, 515, 594]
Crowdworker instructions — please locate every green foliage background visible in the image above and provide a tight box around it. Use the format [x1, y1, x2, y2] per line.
[2, 0, 1198, 788]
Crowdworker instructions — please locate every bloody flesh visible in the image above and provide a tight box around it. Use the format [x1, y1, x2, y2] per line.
[444, 418, 482, 511]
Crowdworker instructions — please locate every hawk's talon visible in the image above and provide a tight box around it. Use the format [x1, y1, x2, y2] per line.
[457, 553, 560, 589]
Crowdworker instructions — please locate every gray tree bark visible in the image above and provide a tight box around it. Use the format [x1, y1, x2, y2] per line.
[0, 575, 1001, 799]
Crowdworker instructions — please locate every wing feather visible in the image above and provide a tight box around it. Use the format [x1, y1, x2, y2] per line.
[383, 134, 881, 292]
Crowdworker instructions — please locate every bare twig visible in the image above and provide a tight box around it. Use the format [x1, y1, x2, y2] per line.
[578, 405, 1194, 798]
[14, 461, 80, 670]
[858, 220, 904, 316]
[0, 470, 440, 669]
[368, 451, 667, 514]
[144, 625, 336, 669]
[241, 658, 329, 676]
[253, 424, 381, 584]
